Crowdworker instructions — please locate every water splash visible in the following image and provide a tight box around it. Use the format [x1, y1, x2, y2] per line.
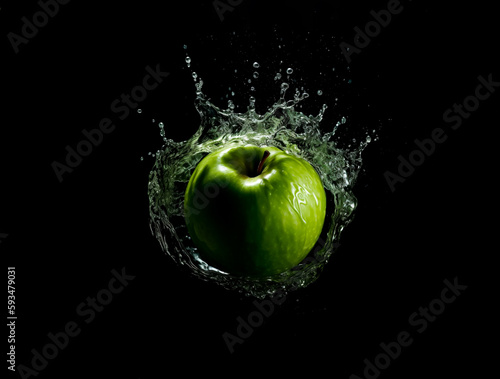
[148, 61, 370, 298]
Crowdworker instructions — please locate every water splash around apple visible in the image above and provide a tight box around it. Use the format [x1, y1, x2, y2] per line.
[148, 56, 371, 298]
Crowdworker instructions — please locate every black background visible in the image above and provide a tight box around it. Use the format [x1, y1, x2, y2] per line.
[1, 0, 496, 378]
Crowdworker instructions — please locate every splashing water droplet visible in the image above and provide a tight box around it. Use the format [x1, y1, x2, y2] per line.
[137, 109, 142, 114]
[286, 68, 293, 74]
[185, 56, 191, 67]
[317, 90, 323, 96]
[253, 72, 259, 79]
[253, 62, 260, 69]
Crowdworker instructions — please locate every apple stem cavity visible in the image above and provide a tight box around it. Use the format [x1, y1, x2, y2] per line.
[256, 150, 271, 176]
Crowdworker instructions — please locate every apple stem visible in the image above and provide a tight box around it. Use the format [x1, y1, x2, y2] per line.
[256, 150, 271, 176]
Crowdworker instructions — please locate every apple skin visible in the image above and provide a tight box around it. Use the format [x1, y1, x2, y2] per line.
[184, 145, 326, 277]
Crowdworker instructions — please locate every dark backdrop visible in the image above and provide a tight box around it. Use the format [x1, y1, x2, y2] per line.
[1, 1, 496, 378]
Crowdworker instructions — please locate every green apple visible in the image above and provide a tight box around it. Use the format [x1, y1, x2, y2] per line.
[184, 145, 326, 277]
